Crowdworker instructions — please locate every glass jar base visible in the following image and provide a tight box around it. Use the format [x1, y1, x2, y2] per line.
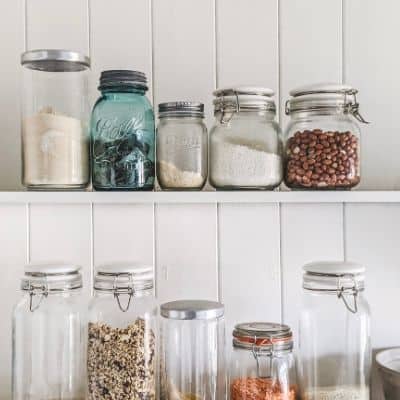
[25, 183, 88, 191]
[93, 185, 154, 191]
[213, 185, 280, 191]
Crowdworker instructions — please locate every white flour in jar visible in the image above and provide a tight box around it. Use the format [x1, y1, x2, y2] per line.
[210, 137, 282, 187]
[158, 160, 204, 188]
[22, 107, 89, 187]
[303, 386, 370, 400]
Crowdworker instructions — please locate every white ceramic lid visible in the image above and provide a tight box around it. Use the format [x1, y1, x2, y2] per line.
[289, 82, 355, 97]
[25, 263, 81, 276]
[303, 261, 365, 275]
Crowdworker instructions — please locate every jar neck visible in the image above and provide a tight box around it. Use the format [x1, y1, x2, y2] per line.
[101, 86, 146, 96]
[159, 116, 204, 122]
[288, 108, 352, 120]
[215, 109, 276, 122]
[303, 272, 365, 293]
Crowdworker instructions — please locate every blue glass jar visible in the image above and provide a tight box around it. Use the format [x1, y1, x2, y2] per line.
[91, 70, 155, 190]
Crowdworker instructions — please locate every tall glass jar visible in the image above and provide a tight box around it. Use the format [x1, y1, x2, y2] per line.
[12, 264, 86, 400]
[91, 70, 155, 190]
[299, 261, 371, 400]
[230, 322, 297, 400]
[209, 87, 283, 190]
[160, 300, 225, 400]
[284, 83, 368, 190]
[21, 50, 90, 190]
[157, 102, 207, 190]
[87, 264, 158, 400]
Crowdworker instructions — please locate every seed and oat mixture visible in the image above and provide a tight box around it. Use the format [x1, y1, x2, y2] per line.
[87, 318, 156, 400]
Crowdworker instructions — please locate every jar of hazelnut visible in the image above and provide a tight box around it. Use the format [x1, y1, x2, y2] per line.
[284, 83, 368, 190]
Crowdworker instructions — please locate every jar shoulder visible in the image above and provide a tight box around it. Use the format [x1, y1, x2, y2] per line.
[92, 94, 154, 115]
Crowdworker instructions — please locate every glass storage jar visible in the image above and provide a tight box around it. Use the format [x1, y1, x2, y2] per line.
[284, 83, 368, 190]
[160, 300, 225, 400]
[209, 87, 283, 190]
[21, 50, 90, 190]
[91, 70, 155, 190]
[230, 322, 297, 400]
[299, 261, 371, 400]
[157, 102, 207, 190]
[87, 264, 158, 400]
[12, 264, 86, 400]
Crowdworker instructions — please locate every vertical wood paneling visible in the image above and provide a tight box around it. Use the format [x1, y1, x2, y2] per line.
[0, 205, 26, 399]
[0, 0, 24, 190]
[152, 0, 215, 124]
[26, 0, 89, 54]
[216, 0, 278, 91]
[345, 0, 400, 190]
[219, 204, 281, 338]
[29, 204, 92, 290]
[156, 204, 217, 303]
[280, 0, 342, 120]
[281, 204, 343, 338]
[90, 0, 153, 104]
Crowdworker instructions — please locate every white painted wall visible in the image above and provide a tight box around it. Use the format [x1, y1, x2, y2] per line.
[0, 1, 398, 399]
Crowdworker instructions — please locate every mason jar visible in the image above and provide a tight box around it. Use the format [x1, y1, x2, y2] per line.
[230, 322, 298, 400]
[160, 300, 225, 400]
[299, 261, 371, 400]
[12, 264, 86, 400]
[209, 87, 283, 190]
[91, 70, 155, 190]
[87, 264, 158, 400]
[284, 83, 368, 190]
[21, 50, 90, 190]
[157, 102, 207, 190]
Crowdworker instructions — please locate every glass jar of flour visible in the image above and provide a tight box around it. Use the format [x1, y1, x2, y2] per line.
[21, 50, 90, 189]
[209, 87, 283, 190]
[157, 102, 207, 190]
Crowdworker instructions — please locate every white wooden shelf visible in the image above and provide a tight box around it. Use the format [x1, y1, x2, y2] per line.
[0, 190, 399, 204]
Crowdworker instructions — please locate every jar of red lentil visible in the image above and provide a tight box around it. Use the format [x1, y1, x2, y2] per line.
[284, 83, 368, 190]
[230, 322, 297, 400]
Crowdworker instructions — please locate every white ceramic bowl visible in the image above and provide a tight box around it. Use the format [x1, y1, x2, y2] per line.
[376, 348, 400, 399]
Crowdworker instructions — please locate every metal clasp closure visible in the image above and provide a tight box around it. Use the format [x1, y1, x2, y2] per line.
[251, 335, 273, 379]
[28, 280, 48, 312]
[336, 273, 359, 314]
[113, 273, 134, 312]
[218, 91, 240, 124]
[344, 90, 369, 124]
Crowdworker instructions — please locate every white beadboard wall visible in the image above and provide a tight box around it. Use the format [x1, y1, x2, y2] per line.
[0, 1, 398, 399]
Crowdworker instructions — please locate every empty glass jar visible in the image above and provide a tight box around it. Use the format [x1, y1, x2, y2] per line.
[12, 264, 86, 400]
[157, 102, 207, 190]
[160, 300, 226, 400]
[21, 50, 90, 189]
[87, 264, 158, 400]
[299, 261, 371, 400]
[284, 83, 368, 190]
[230, 322, 297, 400]
[91, 70, 155, 190]
[210, 87, 283, 190]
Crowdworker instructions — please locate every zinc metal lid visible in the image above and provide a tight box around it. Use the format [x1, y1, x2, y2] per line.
[21, 49, 90, 72]
[158, 101, 204, 118]
[303, 261, 365, 276]
[99, 69, 148, 90]
[161, 299, 224, 320]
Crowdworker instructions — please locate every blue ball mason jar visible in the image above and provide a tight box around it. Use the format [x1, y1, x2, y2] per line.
[91, 70, 155, 190]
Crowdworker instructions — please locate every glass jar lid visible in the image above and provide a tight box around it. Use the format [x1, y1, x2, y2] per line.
[286, 82, 368, 123]
[98, 69, 148, 91]
[158, 101, 204, 118]
[161, 299, 224, 320]
[21, 49, 90, 72]
[233, 322, 293, 352]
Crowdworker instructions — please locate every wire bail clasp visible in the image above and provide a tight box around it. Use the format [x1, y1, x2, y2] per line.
[251, 335, 273, 379]
[336, 273, 359, 314]
[28, 279, 48, 312]
[219, 91, 240, 125]
[344, 90, 369, 124]
[113, 272, 134, 312]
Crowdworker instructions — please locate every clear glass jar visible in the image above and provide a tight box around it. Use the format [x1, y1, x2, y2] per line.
[299, 261, 371, 400]
[160, 300, 225, 400]
[284, 83, 368, 190]
[209, 87, 283, 190]
[157, 102, 207, 190]
[21, 50, 90, 190]
[12, 264, 86, 400]
[87, 264, 158, 400]
[91, 70, 155, 190]
[230, 322, 297, 400]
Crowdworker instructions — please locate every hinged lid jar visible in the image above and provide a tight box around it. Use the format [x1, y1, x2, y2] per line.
[209, 87, 283, 190]
[230, 322, 297, 400]
[21, 49, 90, 190]
[12, 263, 85, 400]
[284, 83, 368, 190]
[88, 264, 158, 400]
[299, 261, 371, 400]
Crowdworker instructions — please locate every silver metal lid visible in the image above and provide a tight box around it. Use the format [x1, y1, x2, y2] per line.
[21, 49, 90, 72]
[98, 70, 148, 91]
[161, 299, 224, 320]
[158, 101, 204, 118]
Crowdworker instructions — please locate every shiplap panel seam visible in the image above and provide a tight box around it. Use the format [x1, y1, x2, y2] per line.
[152, 202, 158, 298]
[278, 202, 283, 324]
[216, 202, 221, 302]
